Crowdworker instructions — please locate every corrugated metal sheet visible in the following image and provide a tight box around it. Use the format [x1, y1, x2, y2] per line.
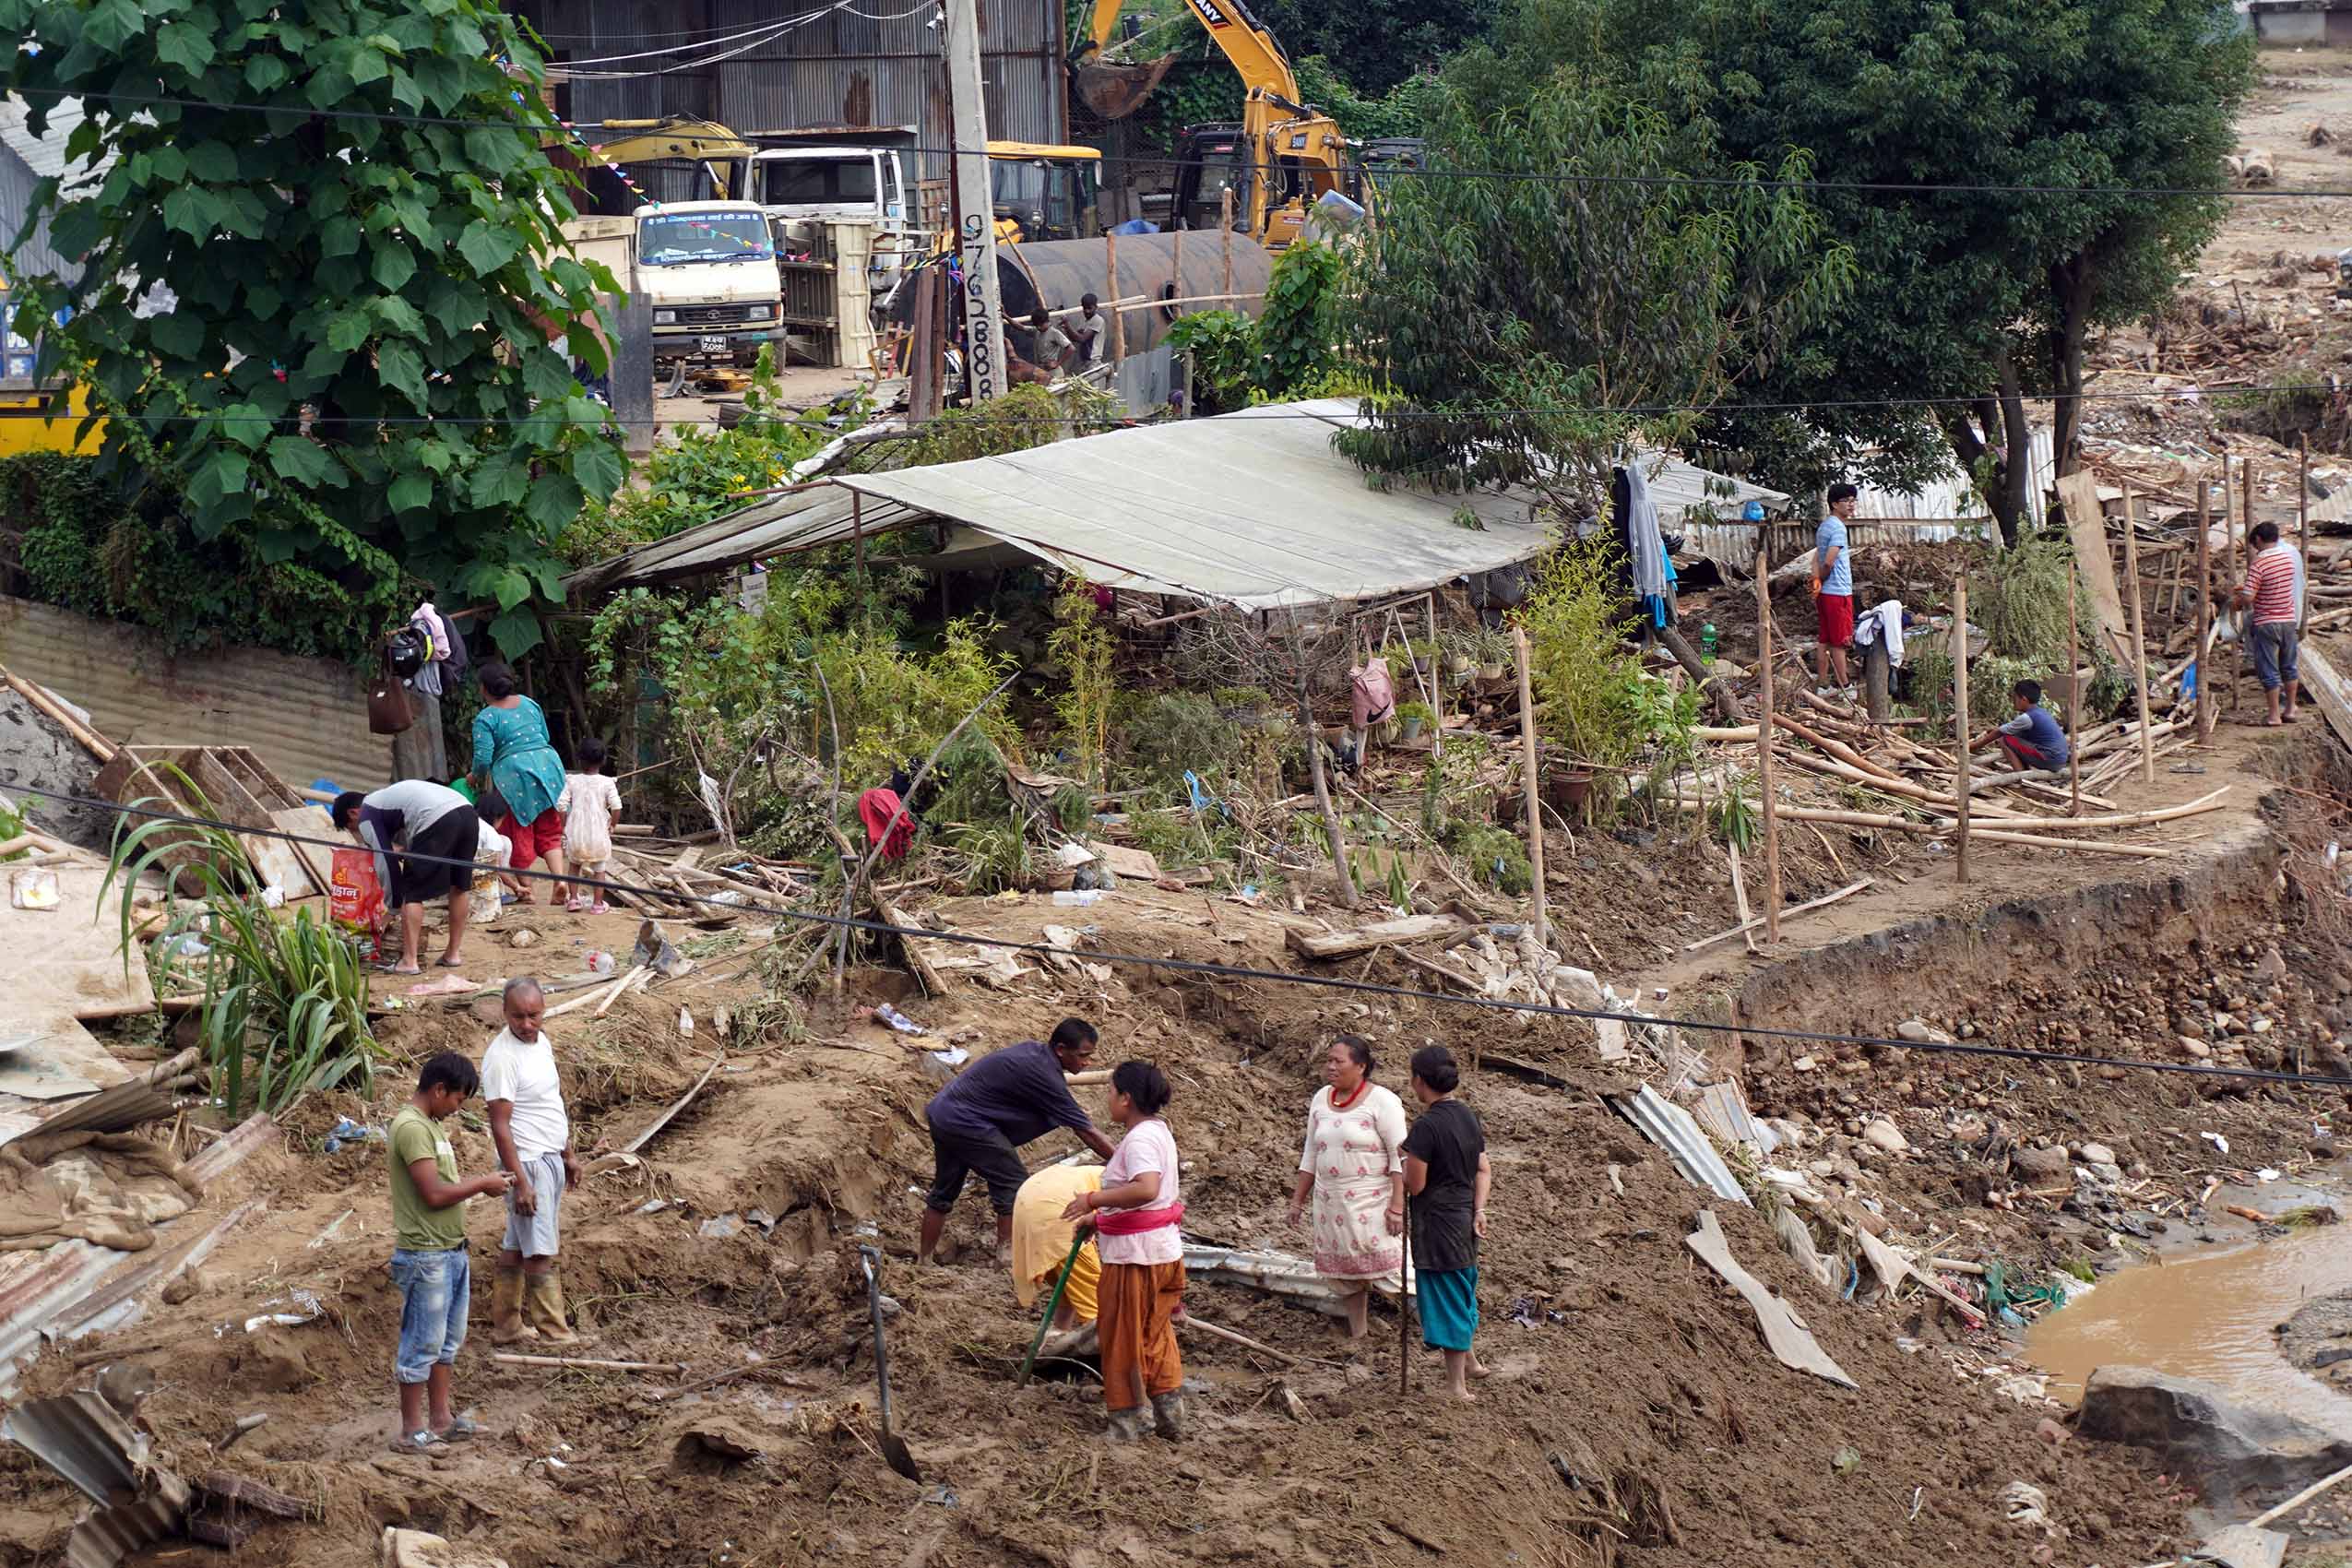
[0, 597, 390, 791]
[2, 1390, 191, 1568]
[0, 1048, 199, 1151]
[529, 0, 1065, 180]
[1606, 1083, 1750, 1205]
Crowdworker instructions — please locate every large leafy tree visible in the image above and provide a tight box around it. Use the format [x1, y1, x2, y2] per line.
[1255, 0, 1496, 98]
[1453, 0, 2256, 540]
[1340, 80, 1853, 512]
[0, 0, 624, 658]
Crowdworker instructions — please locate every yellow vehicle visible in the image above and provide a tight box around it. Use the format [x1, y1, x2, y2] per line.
[926, 142, 1105, 252]
[0, 277, 101, 459]
[1074, 0, 1351, 250]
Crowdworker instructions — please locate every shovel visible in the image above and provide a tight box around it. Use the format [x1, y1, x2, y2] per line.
[857, 1245, 921, 1481]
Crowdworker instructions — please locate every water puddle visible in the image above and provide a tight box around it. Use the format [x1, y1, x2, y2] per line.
[2027, 1226, 2352, 1438]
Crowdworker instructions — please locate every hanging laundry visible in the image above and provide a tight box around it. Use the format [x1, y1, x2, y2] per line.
[860, 787, 917, 861]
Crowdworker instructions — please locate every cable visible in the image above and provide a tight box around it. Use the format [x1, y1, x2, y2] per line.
[71, 788, 2352, 1091]
[14, 81, 2352, 203]
[557, 18, 824, 67]
[15, 380, 2299, 432]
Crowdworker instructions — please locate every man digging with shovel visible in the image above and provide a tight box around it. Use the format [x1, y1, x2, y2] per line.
[482, 978, 586, 1345]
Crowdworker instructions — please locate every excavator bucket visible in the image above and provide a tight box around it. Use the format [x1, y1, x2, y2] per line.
[1074, 55, 1176, 120]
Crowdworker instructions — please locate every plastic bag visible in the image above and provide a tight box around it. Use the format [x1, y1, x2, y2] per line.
[330, 847, 385, 949]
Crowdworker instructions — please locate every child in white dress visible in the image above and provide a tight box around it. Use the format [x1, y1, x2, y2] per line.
[557, 739, 623, 914]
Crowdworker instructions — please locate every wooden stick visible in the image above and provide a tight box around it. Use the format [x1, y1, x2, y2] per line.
[1105, 228, 1126, 362]
[1179, 1313, 1304, 1367]
[1511, 625, 1548, 948]
[2301, 432, 2313, 636]
[1683, 878, 1873, 952]
[1397, 1193, 1411, 1396]
[493, 1353, 686, 1373]
[2120, 485, 2155, 784]
[2249, 1457, 2352, 1529]
[1954, 574, 1971, 884]
[593, 963, 650, 1018]
[1220, 187, 1234, 296]
[1726, 843, 1757, 955]
[1665, 801, 2176, 858]
[2066, 585, 2082, 817]
[1, 671, 115, 760]
[1756, 541, 1781, 942]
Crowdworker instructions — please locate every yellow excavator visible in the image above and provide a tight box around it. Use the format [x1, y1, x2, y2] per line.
[1072, 0, 1353, 250]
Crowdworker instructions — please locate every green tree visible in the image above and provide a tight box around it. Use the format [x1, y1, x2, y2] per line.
[1255, 0, 1497, 98]
[1338, 79, 1852, 511]
[1455, 0, 2256, 540]
[0, 0, 626, 659]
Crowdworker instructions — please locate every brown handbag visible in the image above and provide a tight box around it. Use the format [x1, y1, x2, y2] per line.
[367, 662, 415, 735]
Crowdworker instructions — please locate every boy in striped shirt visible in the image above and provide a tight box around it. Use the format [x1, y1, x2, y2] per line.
[2236, 521, 2304, 727]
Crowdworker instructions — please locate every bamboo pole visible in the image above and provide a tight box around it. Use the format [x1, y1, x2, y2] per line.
[1954, 575, 1971, 884]
[2197, 479, 2215, 745]
[2301, 432, 2312, 636]
[1511, 624, 1549, 947]
[2066, 584, 2082, 816]
[2120, 485, 2155, 783]
[1105, 228, 1126, 362]
[1755, 541, 1781, 942]
[1662, 801, 2180, 858]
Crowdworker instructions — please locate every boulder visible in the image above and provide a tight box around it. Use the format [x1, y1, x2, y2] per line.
[2013, 1145, 2071, 1182]
[1861, 1118, 1909, 1157]
[2076, 1365, 2352, 1498]
[1550, 966, 1605, 1010]
[2078, 1142, 2116, 1167]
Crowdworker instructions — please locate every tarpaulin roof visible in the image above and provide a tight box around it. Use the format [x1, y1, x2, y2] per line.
[566, 398, 1788, 608]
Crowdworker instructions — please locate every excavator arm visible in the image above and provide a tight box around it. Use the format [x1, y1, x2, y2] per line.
[1085, 0, 1301, 106]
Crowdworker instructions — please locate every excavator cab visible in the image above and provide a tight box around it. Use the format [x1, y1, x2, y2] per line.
[987, 146, 1103, 243]
[1172, 123, 1249, 232]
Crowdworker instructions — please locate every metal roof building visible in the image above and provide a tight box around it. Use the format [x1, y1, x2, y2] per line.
[512, 0, 1069, 185]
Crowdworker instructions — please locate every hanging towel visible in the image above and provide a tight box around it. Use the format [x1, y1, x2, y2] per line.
[1349, 657, 1396, 729]
[1852, 600, 1907, 667]
[859, 787, 916, 861]
[1624, 464, 1668, 605]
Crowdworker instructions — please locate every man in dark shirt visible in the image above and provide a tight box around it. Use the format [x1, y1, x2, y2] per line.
[919, 1016, 1117, 1265]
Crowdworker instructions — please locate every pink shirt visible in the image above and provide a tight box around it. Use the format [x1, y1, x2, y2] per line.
[1096, 1119, 1182, 1267]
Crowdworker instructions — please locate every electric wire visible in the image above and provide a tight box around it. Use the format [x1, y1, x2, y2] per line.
[68, 789, 2352, 1092]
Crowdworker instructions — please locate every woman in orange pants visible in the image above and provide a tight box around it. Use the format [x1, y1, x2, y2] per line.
[1063, 1061, 1184, 1442]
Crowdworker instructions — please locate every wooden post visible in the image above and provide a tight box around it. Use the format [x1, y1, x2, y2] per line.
[2301, 432, 2312, 635]
[2120, 484, 2155, 784]
[2197, 478, 2215, 744]
[1954, 574, 1971, 885]
[1511, 624, 1549, 948]
[1219, 188, 1234, 298]
[1754, 542, 1781, 942]
[2066, 586, 2081, 817]
[1104, 228, 1126, 363]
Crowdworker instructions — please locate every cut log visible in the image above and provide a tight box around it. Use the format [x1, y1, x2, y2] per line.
[873, 897, 946, 995]
[1286, 914, 1467, 961]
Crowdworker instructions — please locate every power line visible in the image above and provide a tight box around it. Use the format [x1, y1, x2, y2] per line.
[11, 82, 2352, 203]
[73, 789, 2352, 1092]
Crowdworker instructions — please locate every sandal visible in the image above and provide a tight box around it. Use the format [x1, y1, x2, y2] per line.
[390, 1429, 447, 1455]
[375, 961, 421, 976]
[589, 901, 610, 915]
[434, 956, 467, 968]
[434, 1412, 482, 1443]
[565, 897, 588, 913]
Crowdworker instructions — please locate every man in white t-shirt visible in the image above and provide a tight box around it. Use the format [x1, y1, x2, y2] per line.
[481, 978, 582, 1345]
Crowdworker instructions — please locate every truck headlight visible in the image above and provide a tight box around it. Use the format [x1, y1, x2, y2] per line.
[652, 309, 676, 325]
[744, 304, 773, 320]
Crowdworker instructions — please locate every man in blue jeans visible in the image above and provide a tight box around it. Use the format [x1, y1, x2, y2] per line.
[386, 1052, 511, 1454]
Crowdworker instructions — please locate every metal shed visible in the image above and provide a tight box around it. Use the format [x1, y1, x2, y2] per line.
[517, 0, 1069, 184]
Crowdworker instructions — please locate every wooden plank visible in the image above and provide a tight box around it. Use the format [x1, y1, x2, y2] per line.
[268, 806, 332, 899]
[2057, 471, 2129, 651]
[1285, 913, 1466, 962]
[1684, 1208, 1858, 1389]
[2299, 646, 2352, 755]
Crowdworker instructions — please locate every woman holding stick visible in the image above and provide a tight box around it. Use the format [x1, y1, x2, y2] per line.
[1063, 1062, 1185, 1442]
[1403, 1045, 1491, 1400]
[1289, 1035, 1408, 1338]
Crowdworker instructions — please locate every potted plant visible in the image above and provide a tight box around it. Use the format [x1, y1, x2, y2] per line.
[1396, 700, 1435, 742]
[1443, 630, 1476, 677]
[1472, 625, 1510, 681]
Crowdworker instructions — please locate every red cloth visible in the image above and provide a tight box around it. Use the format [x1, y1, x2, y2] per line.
[502, 807, 564, 869]
[1094, 1200, 1184, 1237]
[859, 787, 915, 861]
[1815, 591, 1855, 648]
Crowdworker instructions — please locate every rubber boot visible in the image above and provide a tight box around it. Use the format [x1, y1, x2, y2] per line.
[1150, 1390, 1185, 1442]
[490, 1267, 537, 1346]
[1103, 1407, 1151, 1443]
[524, 1271, 580, 1344]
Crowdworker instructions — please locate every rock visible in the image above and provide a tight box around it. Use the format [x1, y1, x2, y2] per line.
[160, 1267, 211, 1306]
[2013, 1146, 2071, 1181]
[383, 1528, 513, 1568]
[1861, 1118, 1909, 1157]
[2078, 1142, 2116, 1166]
[1896, 1018, 1956, 1045]
[2036, 1417, 2070, 1447]
[1792, 1055, 1818, 1073]
[2179, 1036, 2212, 1060]
[1550, 966, 1604, 1010]
[2076, 1365, 2352, 1496]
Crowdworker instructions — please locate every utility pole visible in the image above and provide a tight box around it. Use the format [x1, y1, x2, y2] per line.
[944, 0, 1004, 401]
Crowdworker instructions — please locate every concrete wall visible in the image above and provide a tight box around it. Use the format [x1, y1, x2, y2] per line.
[0, 596, 391, 794]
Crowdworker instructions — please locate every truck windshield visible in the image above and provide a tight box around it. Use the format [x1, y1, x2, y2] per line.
[764, 159, 880, 207]
[638, 212, 772, 265]
[990, 161, 1079, 232]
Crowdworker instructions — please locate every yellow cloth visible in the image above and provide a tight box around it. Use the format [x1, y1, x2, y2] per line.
[1012, 1164, 1102, 1322]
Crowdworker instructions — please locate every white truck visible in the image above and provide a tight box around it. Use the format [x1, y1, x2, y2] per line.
[749, 145, 918, 303]
[559, 201, 785, 372]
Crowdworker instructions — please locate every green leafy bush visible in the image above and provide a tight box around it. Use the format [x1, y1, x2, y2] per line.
[1123, 693, 1240, 789]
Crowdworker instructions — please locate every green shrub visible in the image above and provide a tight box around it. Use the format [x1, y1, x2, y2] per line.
[1123, 693, 1239, 789]
[1445, 820, 1532, 894]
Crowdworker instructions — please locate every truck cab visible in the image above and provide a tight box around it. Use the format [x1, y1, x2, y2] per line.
[629, 202, 783, 369]
[751, 146, 915, 299]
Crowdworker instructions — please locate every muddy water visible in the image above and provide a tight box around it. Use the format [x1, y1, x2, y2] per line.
[2028, 1229, 2352, 1437]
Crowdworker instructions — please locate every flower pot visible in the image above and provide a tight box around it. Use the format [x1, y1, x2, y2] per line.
[1542, 764, 1595, 814]
[1445, 655, 1472, 676]
[1478, 662, 1505, 681]
[1399, 717, 1426, 742]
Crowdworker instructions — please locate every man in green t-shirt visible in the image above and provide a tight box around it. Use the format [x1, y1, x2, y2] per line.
[386, 1052, 511, 1454]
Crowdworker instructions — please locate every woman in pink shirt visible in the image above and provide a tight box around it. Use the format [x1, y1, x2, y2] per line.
[1063, 1061, 1184, 1442]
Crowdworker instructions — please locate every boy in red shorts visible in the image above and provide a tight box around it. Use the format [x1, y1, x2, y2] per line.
[1812, 482, 1858, 689]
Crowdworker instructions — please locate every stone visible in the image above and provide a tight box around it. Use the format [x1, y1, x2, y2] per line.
[2180, 1036, 2212, 1060]
[1861, 1118, 1909, 1157]
[2076, 1366, 2352, 1497]
[2078, 1143, 2116, 1167]
[1550, 966, 1604, 1010]
[2013, 1146, 2071, 1181]
[1896, 1018, 1956, 1045]
[383, 1529, 514, 1568]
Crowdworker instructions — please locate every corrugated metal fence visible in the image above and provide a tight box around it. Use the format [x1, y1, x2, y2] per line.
[0, 597, 390, 792]
[527, 0, 1067, 179]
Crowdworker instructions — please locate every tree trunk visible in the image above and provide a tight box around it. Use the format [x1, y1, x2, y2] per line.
[1657, 622, 1742, 723]
[1993, 347, 2032, 548]
[1295, 664, 1357, 909]
[2048, 254, 2095, 479]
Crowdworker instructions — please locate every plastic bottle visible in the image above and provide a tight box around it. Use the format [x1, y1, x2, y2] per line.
[586, 950, 615, 975]
[1051, 889, 1104, 907]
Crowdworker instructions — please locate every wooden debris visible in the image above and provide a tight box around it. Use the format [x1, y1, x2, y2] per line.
[493, 1353, 687, 1372]
[1286, 913, 1466, 961]
[1685, 1209, 1857, 1389]
[1684, 879, 1873, 953]
[1178, 1312, 1303, 1366]
[198, 1470, 310, 1519]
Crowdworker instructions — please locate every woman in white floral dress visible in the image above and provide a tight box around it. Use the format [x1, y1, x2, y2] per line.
[1287, 1034, 1407, 1337]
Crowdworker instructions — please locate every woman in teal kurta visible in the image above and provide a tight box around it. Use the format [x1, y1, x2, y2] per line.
[469, 659, 569, 904]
